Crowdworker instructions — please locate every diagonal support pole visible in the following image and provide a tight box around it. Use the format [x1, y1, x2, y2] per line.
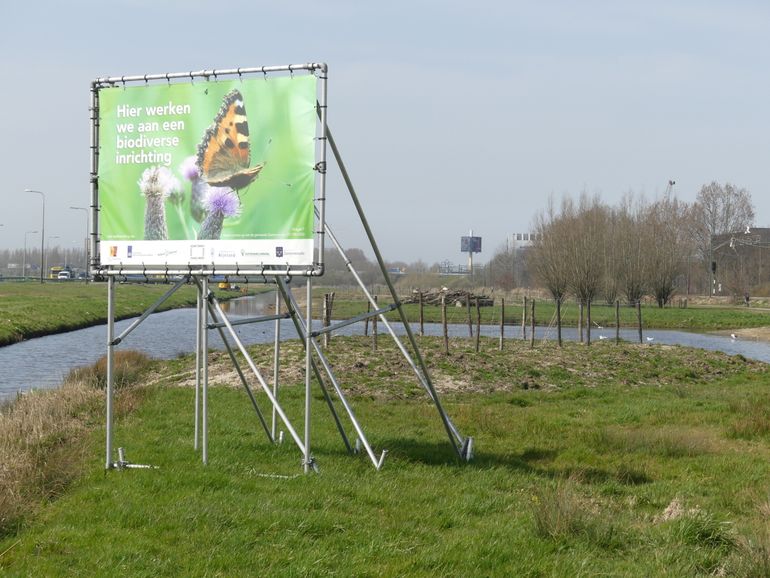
[277, 278, 387, 470]
[325, 126, 472, 461]
[205, 300, 274, 443]
[198, 281, 307, 458]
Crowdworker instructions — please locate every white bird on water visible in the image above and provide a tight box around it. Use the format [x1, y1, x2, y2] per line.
[730, 333, 737, 340]
[599, 335, 608, 340]
[646, 336, 655, 342]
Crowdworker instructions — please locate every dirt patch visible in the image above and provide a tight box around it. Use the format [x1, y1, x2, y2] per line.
[715, 326, 770, 342]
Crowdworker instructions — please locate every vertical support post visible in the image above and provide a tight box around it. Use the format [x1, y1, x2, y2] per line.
[194, 282, 202, 450]
[499, 297, 505, 351]
[202, 276, 209, 465]
[272, 289, 281, 441]
[637, 300, 643, 344]
[364, 300, 370, 336]
[530, 299, 535, 349]
[615, 300, 620, 344]
[105, 275, 115, 469]
[89, 83, 100, 274]
[557, 297, 562, 347]
[304, 277, 313, 473]
[316, 64, 328, 268]
[521, 296, 527, 340]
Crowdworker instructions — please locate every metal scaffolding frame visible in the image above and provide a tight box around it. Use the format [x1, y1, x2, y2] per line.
[100, 63, 472, 473]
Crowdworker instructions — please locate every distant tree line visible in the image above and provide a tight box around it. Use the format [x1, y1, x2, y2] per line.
[487, 181, 756, 301]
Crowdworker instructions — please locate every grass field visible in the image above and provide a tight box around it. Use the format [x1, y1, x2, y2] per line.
[325, 295, 770, 332]
[2, 336, 770, 576]
[0, 281, 258, 346]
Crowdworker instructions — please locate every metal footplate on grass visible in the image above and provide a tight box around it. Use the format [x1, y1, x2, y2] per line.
[112, 447, 159, 470]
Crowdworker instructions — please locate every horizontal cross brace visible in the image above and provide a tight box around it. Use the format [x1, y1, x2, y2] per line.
[311, 303, 398, 338]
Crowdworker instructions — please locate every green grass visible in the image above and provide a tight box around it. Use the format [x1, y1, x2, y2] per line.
[327, 296, 770, 331]
[2, 337, 770, 576]
[0, 281, 261, 346]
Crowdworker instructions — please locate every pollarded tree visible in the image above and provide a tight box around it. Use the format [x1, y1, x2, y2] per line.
[530, 198, 572, 346]
[562, 194, 608, 345]
[614, 195, 648, 305]
[646, 194, 688, 307]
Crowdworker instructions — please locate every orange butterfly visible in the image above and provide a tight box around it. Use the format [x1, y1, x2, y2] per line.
[197, 89, 264, 190]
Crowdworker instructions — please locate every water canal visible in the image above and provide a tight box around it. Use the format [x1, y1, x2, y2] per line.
[2, 293, 768, 401]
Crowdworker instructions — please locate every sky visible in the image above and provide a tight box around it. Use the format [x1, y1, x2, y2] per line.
[1, 0, 768, 266]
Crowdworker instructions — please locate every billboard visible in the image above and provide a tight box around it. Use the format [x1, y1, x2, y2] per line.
[461, 236, 482, 253]
[95, 72, 320, 270]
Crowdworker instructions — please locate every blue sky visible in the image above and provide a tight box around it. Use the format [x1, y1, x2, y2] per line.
[1, 1, 768, 264]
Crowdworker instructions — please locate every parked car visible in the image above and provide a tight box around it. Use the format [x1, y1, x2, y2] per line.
[57, 270, 72, 280]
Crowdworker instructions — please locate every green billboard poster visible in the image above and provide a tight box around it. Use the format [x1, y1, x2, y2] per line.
[97, 75, 317, 268]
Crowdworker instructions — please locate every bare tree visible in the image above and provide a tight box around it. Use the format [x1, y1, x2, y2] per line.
[530, 198, 571, 346]
[487, 243, 517, 290]
[562, 194, 608, 345]
[646, 195, 688, 307]
[690, 182, 754, 292]
[614, 195, 648, 305]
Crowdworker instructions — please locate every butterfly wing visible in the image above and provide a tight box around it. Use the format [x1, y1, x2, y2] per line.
[197, 89, 261, 189]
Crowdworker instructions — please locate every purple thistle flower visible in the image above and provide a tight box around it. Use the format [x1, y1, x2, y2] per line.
[179, 155, 200, 182]
[197, 187, 240, 240]
[204, 187, 240, 217]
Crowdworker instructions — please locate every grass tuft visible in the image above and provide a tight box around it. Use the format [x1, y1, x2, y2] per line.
[728, 398, 770, 440]
[64, 350, 152, 390]
[592, 426, 713, 457]
[530, 481, 622, 549]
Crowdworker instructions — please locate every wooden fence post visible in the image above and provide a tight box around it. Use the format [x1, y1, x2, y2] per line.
[442, 294, 449, 354]
[466, 292, 473, 337]
[556, 297, 562, 347]
[530, 299, 535, 349]
[615, 300, 620, 344]
[499, 297, 505, 351]
[475, 297, 481, 353]
[522, 296, 527, 340]
[586, 300, 592, 346]
[419, 290, 424, 337]
[578, 301, 584, 343]
[637, 300, 643, 344]
[372, 295, 378, 351]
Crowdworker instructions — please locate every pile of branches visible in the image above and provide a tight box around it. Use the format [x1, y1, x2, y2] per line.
[404, 289, 494, 307]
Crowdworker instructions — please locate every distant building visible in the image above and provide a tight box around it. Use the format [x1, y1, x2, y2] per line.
[711, 227, 770, 294]
[508, 232, 540, 251]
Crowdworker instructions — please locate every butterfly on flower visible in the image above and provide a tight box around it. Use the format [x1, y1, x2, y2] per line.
[196, 89, 264, 191]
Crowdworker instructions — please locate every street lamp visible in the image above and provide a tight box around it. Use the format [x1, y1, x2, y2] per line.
[47, 235, 59, 277]
[69, 206, 89, 281]
[25, 189, 45, 283]
[23, 230, 38, 280]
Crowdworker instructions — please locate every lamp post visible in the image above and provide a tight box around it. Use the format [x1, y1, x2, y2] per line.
[69, 206, 88, 281]
[25, 189, 45, 283]
[23, 230, 38, 280]
[47, 235, 59, 277]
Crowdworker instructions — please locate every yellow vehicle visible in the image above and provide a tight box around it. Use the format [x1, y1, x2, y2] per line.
[49, 266, 64, 279]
